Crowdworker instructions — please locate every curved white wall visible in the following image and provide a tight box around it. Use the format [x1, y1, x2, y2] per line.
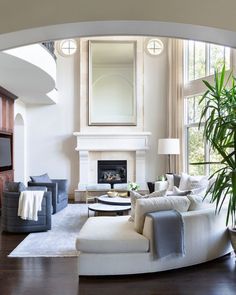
[1, 44, 57, 104]
[5, 44, 56, 82]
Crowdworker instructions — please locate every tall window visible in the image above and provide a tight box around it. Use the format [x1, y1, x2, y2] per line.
[184, 41, 231, 175]
[185, 95, 206, 175]
[184, 41, 230, 83]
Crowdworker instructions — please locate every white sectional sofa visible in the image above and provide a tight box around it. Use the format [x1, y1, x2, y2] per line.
[76, 173, 232, 276]
[76, 206, 232, 276]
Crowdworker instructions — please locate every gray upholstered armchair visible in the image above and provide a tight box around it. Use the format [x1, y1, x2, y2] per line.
[2, 186, 52, 233]
[28, 174, 68, 214]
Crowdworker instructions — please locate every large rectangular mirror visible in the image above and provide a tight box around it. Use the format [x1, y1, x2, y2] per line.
[89, 40, 137, 125]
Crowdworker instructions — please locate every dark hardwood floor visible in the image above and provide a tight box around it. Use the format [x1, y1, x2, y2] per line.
[1, 218, 236, 295]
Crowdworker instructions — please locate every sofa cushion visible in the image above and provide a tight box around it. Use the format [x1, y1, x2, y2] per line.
[135, 196, 190, 233]
[27, 186, 47, 192]
[86, 183, 111, 191]
[5, 181, 26, 192]
[113, 183, 128, 191]
[76, 216, 149, 253]
[30, 173, 52, 183]
[129, 190, 166, 221]
[58, 192, 67, 202]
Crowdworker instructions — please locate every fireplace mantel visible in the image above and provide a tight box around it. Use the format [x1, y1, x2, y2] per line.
[73, 132, 151, 151]
[73, 132, 151, 192]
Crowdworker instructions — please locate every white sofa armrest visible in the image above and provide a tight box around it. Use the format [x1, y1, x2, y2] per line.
[142, 215, 153, 253]
[154, 181, 168, 192]
[142, 207, 231, 258]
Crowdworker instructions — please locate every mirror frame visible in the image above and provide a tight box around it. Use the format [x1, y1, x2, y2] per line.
[88, 40, 137, 126]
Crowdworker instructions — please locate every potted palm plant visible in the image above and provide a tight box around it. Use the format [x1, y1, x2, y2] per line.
[197, 65, 236, 251]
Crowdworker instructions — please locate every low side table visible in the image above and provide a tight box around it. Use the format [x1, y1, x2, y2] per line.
[88, 203, 131, 217]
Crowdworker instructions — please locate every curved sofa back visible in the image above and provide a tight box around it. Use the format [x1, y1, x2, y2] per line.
[143, 207, 231, 263]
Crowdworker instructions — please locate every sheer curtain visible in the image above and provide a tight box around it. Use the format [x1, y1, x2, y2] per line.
[167, 39, 184, 174]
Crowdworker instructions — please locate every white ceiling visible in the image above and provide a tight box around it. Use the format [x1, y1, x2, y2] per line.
[0, 49, 56, 104]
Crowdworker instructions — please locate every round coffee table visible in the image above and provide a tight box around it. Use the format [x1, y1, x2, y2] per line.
[97, 195, 131, 206]
[88, 203, 131, 217]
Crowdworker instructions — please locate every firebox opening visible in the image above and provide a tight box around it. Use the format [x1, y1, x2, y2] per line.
[97, 160, 127, 189]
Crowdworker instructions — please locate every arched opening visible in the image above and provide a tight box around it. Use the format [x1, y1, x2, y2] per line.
[2, 20, 235, 192]
[1, 21, 236, 52]
[14, 113, 26, 183]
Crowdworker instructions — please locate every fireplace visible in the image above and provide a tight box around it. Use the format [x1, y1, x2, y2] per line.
[97, 160, 127, 188]
[74, 132, 151, 193]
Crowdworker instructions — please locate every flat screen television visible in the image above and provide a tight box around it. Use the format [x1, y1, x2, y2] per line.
[0, 134, 13, 172]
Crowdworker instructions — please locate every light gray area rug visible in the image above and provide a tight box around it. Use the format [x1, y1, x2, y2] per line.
[8, 204, 88, 257]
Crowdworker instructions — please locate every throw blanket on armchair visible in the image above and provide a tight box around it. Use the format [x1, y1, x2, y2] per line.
[147, 210, 185, 259]
[18, 191, 44, 221]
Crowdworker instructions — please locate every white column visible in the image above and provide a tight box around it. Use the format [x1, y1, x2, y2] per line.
[78, 150, 89, 190]
[135, 150, 146, 190]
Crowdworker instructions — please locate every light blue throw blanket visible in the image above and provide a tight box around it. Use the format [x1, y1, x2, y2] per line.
[146, 210, 185, 259]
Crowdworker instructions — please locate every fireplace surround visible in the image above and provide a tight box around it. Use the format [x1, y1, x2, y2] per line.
[73, 132, 151, 194]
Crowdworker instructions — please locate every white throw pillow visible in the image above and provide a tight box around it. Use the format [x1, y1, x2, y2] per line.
[172, 186, 191, 196]
[134, 195, 190, 233]
[154, 181, 168, 192]
[179, 173, 209, 196]
[166, 174, 174, 191]
[187, 194, 213, 211]
[188, 176, 209, 196]
[179, 173, 190, 190]
[129, 190, 166, 221]
[188, 175, 208, 188]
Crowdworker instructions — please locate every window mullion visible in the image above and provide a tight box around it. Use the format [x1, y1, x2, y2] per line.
[206, 43, 210, 76]
[205, 140, 210, 175]
[184, 97, 188, 172]
[193, 42, 195, 80]
[224, 46, 226, 65]
[185, 126, 189, 173]
[184, 40, 189, 83]
[230, 46, 234, 74]
[205, 103, 210, 175]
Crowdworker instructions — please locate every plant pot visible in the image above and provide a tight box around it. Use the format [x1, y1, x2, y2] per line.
[228, 227, 236, 252]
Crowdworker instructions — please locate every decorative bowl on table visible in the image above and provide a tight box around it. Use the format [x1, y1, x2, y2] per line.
[107, 191, 119, 198]
[118, 192, 129, 198]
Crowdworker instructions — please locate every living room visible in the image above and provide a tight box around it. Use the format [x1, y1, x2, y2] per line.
[1, 1, 236, 295]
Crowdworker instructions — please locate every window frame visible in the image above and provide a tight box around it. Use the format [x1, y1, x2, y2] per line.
[183, 40, 232, 175]
[57, 39, 77, 57]
[184, 95, 209, 175]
